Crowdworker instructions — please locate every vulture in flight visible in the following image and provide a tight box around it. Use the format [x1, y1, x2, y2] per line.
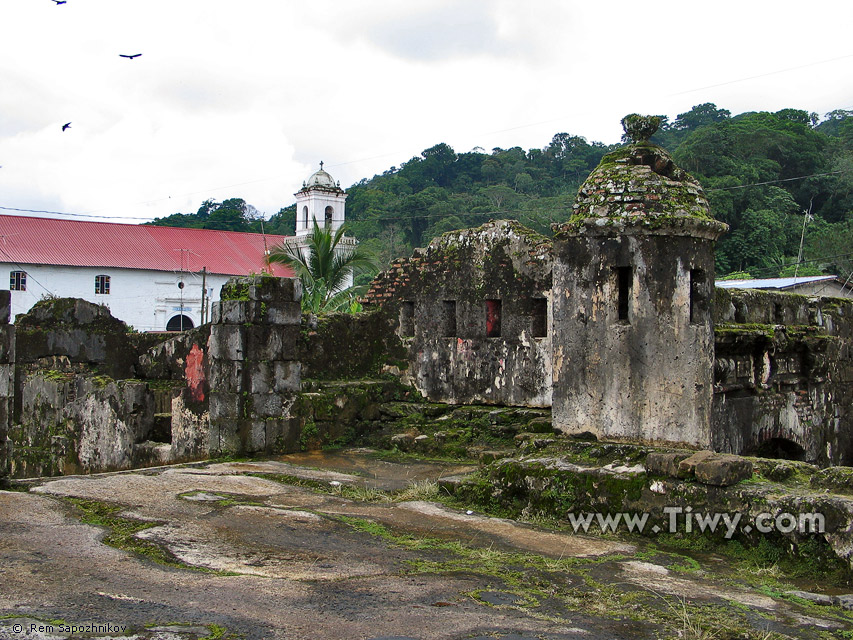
[119, 53, 142, 59]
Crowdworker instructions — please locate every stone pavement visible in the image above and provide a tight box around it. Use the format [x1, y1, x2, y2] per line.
[1, 450, 851, 639]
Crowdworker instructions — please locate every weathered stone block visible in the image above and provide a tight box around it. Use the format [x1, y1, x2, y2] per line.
[208, 325, 246, 361]
[0, 290, 10, 324]
[525, 416, 553, 434]
[266, 417, 299, 453]
[170, 390, 210, 462]
[250, 393, 286, 418]
[0, 364, 13, 397]
[249, 419, 267, 451]
[0, 325, 14, 364]
[262, 301, 302, 326]
[677, 450, 717, 477]
[811, 467, 853, 495]
[215, 300, 252, 325]
[209, 360, 243, 393]
[208, 392, 242, 421]
[246, 361, 273, 394]
[694, 454, 753, 487]
[217, 417, 250, 455]
[246, 325, 299, 361]
[273, 361, 301, 393]
[248, 276, 302, 304]
[645, 452, 693, 479]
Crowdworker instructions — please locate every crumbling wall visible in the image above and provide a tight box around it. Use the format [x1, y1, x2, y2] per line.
[14, 298, 139, 379]
[208, 275, 302, 456]
[137, 326, 212, 463]
[364, 220, 553, 407]
[712, 289, 853, 466]
[10, 372, 155, 476]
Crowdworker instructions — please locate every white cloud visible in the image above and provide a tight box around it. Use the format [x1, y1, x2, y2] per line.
[0, 0, 851, 226]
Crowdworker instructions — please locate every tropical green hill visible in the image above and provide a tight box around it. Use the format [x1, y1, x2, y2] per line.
[146, 104, 853, 280]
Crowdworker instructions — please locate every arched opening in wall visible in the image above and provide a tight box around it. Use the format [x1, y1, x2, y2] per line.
[746, 437, 806, 461]
[302, 206, 309, 229]
[325, 206, 333, 227]
[166, 314, 194, 332]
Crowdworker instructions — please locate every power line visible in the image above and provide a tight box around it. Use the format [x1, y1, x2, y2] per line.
[669, 53, 853, 97]
[0, 205, 155, 221]
[705, 170, 846, 192]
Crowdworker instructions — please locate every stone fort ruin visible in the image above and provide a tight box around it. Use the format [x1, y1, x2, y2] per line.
[1, 116, 852, 482]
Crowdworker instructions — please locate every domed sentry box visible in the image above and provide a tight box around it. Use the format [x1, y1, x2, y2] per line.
[550, 115, 727, 447]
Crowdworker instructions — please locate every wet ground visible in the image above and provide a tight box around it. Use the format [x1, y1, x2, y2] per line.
[1, 449, 851, 639]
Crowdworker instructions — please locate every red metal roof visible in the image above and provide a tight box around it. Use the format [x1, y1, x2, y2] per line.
[0, 214, 294, 277]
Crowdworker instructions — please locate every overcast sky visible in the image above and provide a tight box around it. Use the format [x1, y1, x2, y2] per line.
[1, 0, 851, 226]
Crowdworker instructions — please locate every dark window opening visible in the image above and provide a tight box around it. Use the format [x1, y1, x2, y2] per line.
[532, 298, 547, 338]
[95, 274, 110, 295]
[442, 300, 457, 337]
[486, 299, 502, 338]
[616, 266, 631, 323]
[10, 270, 26, 291]
[746, 437, 806, 461]
[166, 314, 194, 332]
[324, 206, 333, 227]
[302, 206, 309, 229]
[689, 268, 705, 324]
[399, 301, 414, 337]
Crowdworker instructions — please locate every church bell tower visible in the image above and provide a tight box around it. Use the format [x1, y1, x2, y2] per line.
[294, 161, 347, 237]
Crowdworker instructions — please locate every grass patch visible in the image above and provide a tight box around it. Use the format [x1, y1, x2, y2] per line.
[65, 498, 236, 575]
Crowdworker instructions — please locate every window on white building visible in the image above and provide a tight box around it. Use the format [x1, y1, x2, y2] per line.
[9, 270, 26, 291]
[95, 274, 110, 295]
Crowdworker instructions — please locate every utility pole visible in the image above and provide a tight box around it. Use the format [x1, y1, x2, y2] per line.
[200, 267, 207, 324]
[795, 198, 813, 279]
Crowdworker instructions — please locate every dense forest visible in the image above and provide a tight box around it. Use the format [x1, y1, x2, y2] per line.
[146, 104, 853, 280]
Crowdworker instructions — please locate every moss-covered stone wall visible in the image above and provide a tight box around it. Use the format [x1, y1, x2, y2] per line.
[299, 310, 408, 380]
[712, 289, 853, 466]
[363, 220, 553, 407]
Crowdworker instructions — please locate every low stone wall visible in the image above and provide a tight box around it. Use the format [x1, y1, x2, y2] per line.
[10, 372, 155, 476]
[14, 298, 140, 379]
[453, 445, 853, 568]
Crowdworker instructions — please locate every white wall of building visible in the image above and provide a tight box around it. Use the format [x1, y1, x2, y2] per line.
[3, 263, 235, 331]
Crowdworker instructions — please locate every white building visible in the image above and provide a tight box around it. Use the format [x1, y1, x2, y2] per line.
[289, 162, 357, 288]
[0, 214, 293, 331]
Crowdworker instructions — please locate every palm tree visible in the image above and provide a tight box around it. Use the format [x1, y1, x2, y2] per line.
[267, 221, 377, 313]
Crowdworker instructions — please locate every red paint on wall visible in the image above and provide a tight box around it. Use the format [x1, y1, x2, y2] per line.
[486, 299, 502, 338]
[186, 343, 206, 403]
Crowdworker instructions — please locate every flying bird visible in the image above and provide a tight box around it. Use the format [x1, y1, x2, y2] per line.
[119, 53, 142, 59]
[62, 122, 71, 131]
[52, 0, 66, 4]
